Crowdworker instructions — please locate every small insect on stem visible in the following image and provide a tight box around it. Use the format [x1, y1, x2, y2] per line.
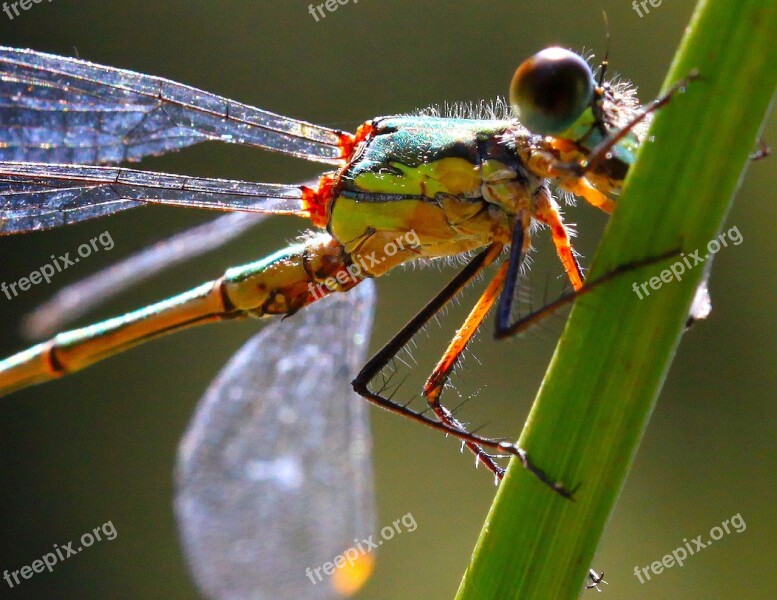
[586, 569, 607, 592]
[750, 137, 770, 161]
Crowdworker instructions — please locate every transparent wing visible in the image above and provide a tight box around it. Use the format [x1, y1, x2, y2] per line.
[0, 46, 345, 165]
[0, 161, 307, 234]
[22, 210, 266, 339]
[175, 280, 377, 600]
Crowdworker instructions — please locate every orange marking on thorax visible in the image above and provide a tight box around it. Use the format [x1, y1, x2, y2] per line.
[303, 122, 377, 229]
[336, 131, 357, 160]
[301, 173, 337, 228]
[338, 121, 374, 160]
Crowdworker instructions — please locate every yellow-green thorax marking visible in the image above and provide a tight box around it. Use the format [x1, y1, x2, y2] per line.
[327, 116, 546, 276]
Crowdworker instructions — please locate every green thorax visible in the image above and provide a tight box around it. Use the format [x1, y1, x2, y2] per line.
[339, 116, 524, 198]
[327, 116, 538, 274]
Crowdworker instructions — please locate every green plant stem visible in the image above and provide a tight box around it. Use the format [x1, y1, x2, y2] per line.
[456, 1, 777, 598]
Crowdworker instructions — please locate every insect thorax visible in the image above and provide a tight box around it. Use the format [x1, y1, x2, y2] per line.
[326, 116, 547, 276]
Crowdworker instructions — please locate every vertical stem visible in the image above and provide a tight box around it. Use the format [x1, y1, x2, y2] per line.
[456, 1, 777, 598]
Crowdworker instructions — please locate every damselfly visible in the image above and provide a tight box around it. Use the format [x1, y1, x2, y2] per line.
[0, 45, 681, 597]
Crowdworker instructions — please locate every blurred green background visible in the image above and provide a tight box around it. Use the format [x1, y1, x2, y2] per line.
[0, 1, 774, 598]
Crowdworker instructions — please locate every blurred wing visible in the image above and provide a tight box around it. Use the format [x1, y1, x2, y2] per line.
[175, 280, 377, 600]
[0, 46, 345, 165]
[0, 161, 307, 234]
[22, 210, 266, 339]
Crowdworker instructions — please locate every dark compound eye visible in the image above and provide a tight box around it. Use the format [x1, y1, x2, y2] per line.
[510, 47, 594, 136]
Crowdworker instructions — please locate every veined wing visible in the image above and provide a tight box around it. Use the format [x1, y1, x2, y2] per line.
[0, 161, 308, 234]
[175, 280, 377, 600]
[0, 46, 345, 165]
[22, 211, 266, 339]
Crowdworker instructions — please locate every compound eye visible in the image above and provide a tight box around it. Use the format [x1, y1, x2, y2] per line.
[510, 47, 594, 135]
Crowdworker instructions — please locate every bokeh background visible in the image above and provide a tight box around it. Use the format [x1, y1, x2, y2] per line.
[0, 1, 774, 598]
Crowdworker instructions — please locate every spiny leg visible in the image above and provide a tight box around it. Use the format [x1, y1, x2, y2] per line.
[558, 176, 615, 215]
[422, 214, 534, 479]
[352, 243, 572, 497]
[496, 244, 680, 339]
[421, 220, 591, 486]
[534, 187, 585, 291]
[495, 220, 531, 338]
[422, 259, 510, 480]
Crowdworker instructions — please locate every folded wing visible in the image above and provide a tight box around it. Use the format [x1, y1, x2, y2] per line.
[0, 46, 345, 164]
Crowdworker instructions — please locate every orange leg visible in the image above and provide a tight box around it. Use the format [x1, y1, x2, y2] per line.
[353, 243, 571, 495]
[534, 192, 585, 291]
[560, 176, 616, 214]
[523, 142, 616, 215]
[423, 261, 509, 477]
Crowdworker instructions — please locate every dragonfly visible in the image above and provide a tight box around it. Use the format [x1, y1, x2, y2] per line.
[0, 44, 686, 596]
